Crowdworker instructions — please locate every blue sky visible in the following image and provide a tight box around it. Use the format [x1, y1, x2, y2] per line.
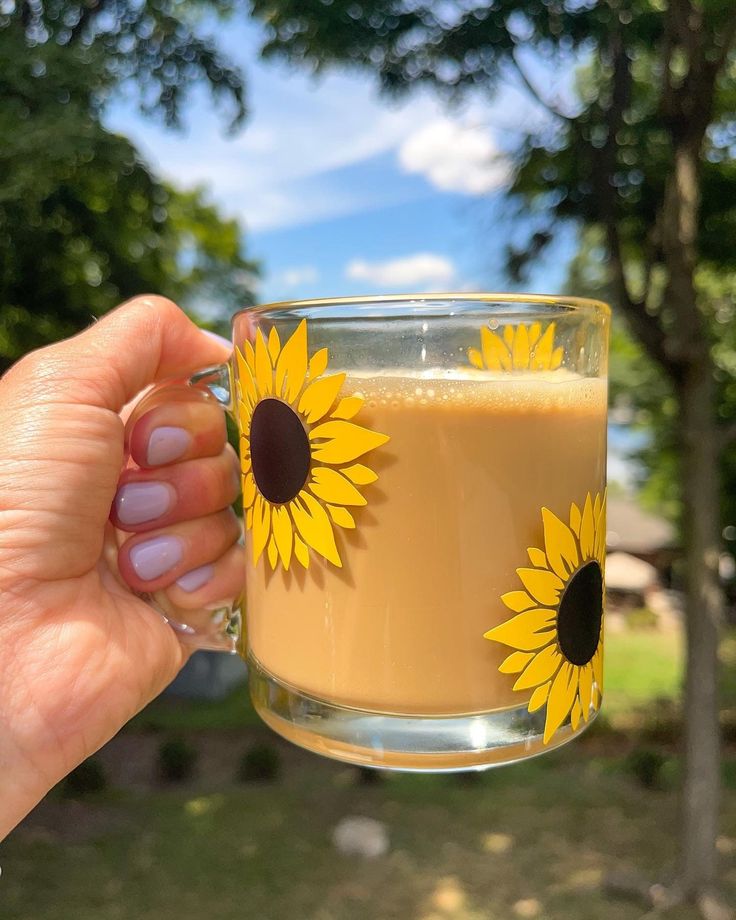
[105, 17, 639, 487]
[106, 16, 577, 306]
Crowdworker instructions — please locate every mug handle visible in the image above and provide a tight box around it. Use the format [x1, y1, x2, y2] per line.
[122, 361, 243, 653]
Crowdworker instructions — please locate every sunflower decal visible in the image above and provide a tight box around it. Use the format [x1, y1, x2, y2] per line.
[468, 322, 563, 372]
[234, 321, 389, 571]
[485, 492, 606, 744]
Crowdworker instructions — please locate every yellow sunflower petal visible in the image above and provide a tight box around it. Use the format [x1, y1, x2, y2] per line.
[240, 446, 251, 475]
[513, 644, 564, 691]
[512, 323, 530, 368]
[499, 650, 535, 675]
[327, 504, 355, 529]
[341, 463, 378, 485]
[592, 646, 603, 691]
[307, 346, 329, 381]
[267, 535, 278, 569]
[578, 664, 594, 721]
[579, 493, 595, 560]
[252, 494, 271, 565]
[275, 319, 308, 402]
[310, 420, 389, 464]
[267, 327, 281, 364]
[527, 547, 547, 567]
[594, 491, 607, 564]
[531, 323, 555, 370]
[332, 395, 363, 420]
[235, 348, 258, 406]
[517, 567, 564, 606]
[542, 507, 580, 580]
[570, 698, 582, 731]
[245, 506, 253, 530]
[544, 662, 578, 743]
[290, 492, 342, 567]
[481, 327, 511, 371]
[484, 608, 556, 651]
[298, 372, 346, 423]
[501, 590, 537, 613]
[309, 466, 367, 506]
[503, 325, 515, 348]
[238, 397, 253, 428]
[254, 329, 273, 395]
[528, 682, 551, 712]
[569, 502, 582, 538]
[243, 471, 257, 510]
[468, 347, 484, 369]
[293, 533, 310, 569]
[550, 346, 564, 370]
[528, 322, 542, 347]
[272, 505, 293, 571]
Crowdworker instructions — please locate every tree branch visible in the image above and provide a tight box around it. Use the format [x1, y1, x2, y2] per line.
[509, 50, 574, 123]
[604, 218, 677, 377]
[590, 21, 679, 378]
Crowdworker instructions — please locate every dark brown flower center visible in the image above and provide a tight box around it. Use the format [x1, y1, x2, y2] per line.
[250, 397, 310, 504]
[557, 560, 603, 666]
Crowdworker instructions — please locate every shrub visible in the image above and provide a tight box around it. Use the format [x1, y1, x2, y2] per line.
[63, 757, 108, 796]
[641, 697, 681, 746]
[237, 744, 281, 782]
[158, 737, 197, 782]
[626, 747, 667, 789]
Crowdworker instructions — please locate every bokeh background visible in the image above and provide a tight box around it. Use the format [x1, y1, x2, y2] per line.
[1, 2, 736, 918]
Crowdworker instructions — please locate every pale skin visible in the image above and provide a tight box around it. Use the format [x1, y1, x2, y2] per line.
[0, 296, 245, 839]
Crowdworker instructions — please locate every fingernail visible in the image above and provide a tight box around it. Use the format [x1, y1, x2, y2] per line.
[147, 426, 192, 466]
[130, 535, 184, 581]
[176, 564, 214, 593]
[115, 482, 175, 524]
[201, 329, 232, 352]
[115, 482, 174, 525]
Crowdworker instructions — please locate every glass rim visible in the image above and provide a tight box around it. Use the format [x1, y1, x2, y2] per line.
[233, 292, 611, 324]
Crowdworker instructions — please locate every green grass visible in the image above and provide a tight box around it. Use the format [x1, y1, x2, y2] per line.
[604, 629, 683, 716]
[6, 629, 736, 920]
[4, 747, 735, 920]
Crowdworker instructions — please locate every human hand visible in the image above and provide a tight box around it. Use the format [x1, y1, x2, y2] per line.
[0, 296, 243, 838]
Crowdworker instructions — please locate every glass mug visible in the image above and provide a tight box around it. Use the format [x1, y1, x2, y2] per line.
[130, 294, 609, 771]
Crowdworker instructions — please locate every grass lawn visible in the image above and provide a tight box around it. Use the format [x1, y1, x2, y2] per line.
[4, 627, 736, 920]
[604, 628, 683, 716]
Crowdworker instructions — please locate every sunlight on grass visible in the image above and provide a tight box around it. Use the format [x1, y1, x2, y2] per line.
[604, 629, 683, 715]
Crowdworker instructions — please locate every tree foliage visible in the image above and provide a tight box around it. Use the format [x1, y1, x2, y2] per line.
[5, 0, 246, 128]
[247, 0, 736, 899]
[0, 10, 255, 370]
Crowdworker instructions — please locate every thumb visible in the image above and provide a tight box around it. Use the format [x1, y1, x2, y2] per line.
[6, 296, 232, 412]
[0, 296, 233, 583]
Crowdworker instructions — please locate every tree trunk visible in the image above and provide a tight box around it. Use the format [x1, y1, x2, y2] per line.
[661, 137, 724, 900]
[678, 358, 723, 898]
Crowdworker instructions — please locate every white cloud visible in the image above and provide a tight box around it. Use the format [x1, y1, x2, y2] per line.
[106, 20, 533, 232]
[346, 253, 456, 289]
[398, 117, 511, 195]
[277, 265, 320, 286]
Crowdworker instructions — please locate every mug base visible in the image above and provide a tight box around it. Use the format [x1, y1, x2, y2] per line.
[248, 653, 598, 772]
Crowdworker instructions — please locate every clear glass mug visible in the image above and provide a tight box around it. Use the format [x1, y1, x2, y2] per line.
[130, 294, 609, 771]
